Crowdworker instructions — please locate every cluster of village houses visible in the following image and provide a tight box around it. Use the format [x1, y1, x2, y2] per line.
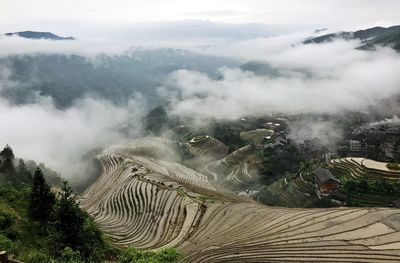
[349, 124, 400, 161]
[237, 116, 400, 206]
[261, 121, 287, 149]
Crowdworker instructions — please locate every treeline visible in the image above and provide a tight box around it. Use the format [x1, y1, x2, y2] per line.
[0, 144, 62, 187]
[343, 179, 400, 196]
[0, 144, 31, 185]
[256, 144, 305, 185]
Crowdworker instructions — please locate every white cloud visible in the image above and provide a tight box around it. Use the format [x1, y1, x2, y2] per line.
[0, 36, 138, 57]
[0, 97, 145, 178]
[1, 24, 400, 180]
[166, 41, 400, 118]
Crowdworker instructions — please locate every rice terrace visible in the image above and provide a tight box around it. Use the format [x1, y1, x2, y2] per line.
[2, 1, 400, 262]
[81, 137, 400, 262]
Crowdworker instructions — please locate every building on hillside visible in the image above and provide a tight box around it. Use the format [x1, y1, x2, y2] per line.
[343, 122, 400, 161]
[263, 135, 286, 149]
[262, 122, 283, 131]
[314, 168, 339, 194]
[350, 128, 366, 142]
[298, 139, 331, 161]
[381, 142, 396, 159]
[349, 140, 362, 152]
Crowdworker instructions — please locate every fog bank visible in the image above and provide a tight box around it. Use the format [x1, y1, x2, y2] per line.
[166, 40, 400, 118]
[0, 97, 145, 178]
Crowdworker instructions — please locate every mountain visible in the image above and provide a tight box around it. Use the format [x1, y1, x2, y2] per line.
[304, 25, 400, 51]
[0, 49, 239, 108]
[240, 60, 313, 80]
[240, 61, 281, 76]
[4, 31, 75, 40]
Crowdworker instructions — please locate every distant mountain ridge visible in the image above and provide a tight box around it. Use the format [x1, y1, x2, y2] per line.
[304, 25, 400, 51]
[0, 49, 238, 108]
[4, 31, 75, 40]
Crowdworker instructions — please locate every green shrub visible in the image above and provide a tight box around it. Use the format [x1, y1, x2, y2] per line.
[0, 211, 15, 230]
[0, 179, 180, 263]
[25, 250, 51, 263]
[117, 247, 144, 263]
[77, 217, 107, 261]
[387, 163, 400, 170]
[117, 247, 180, 263]
[0, 234, 13, 251]
[155, 248, 181, 262]
[58, 247, 82, 263]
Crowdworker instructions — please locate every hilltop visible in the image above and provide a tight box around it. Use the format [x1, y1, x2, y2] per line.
[4, 31, 75, 40]
[304, 25, 400, 51]
[0, 49, 238, 108]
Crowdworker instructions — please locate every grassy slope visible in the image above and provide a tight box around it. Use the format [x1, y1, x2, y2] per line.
[0, 183, 181, 262]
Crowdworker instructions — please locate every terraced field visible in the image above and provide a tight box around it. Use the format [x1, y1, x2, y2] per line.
[187, 136, 229, 164]
[266, 175, 317, 207]
[81, 138, 400, 262]
[240, 129, 274, 145]
[203, 145, 260, 187]
[331, 158, 400, 182]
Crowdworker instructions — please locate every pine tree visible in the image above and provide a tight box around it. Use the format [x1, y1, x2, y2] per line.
[0, 144, 15, 160]
[51, 181, 106, 260]
[0, 145, 16, 184]
[52, 181, 85, 252]
[28, 168, 55, 232]
[17, 159, 33, 184]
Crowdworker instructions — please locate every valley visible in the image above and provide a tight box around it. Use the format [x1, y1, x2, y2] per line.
[2, 12, 400, 262]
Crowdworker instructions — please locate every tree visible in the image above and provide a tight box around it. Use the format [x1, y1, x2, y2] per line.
[52, 181, 85, 252]
[0, 144, 15, 160]
[16, 159, 33, 184]
[344, 180, 356, 193]
[51, 181, 106, 260]
[337, 146, 349, 158]
[358, 179, 369, 193]
[28, 168, 55, 232]
[376, 180, 394, 195]
[0, 145, 16, 184]
[145, 106, 169, 135]
[258, 144, 304, 184]
[394, 180, 400, 195]
[212, 123, 246, 152]
[257, 187, 280, 206]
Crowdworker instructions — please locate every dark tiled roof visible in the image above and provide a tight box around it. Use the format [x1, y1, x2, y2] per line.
[314, 168, 338, 184]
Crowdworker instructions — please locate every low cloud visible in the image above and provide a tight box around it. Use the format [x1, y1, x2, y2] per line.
[0, 21, 306, 58]
[166, 40, 400, 118]
[0, 36, 138, 58]
[2, 28, 400, 181]
[0, 96, 145, 179]
[287, 118, 343, 150]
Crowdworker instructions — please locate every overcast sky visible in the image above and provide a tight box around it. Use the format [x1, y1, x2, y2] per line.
[1, 0, 400, 38]
[1, 0, 400, 177]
